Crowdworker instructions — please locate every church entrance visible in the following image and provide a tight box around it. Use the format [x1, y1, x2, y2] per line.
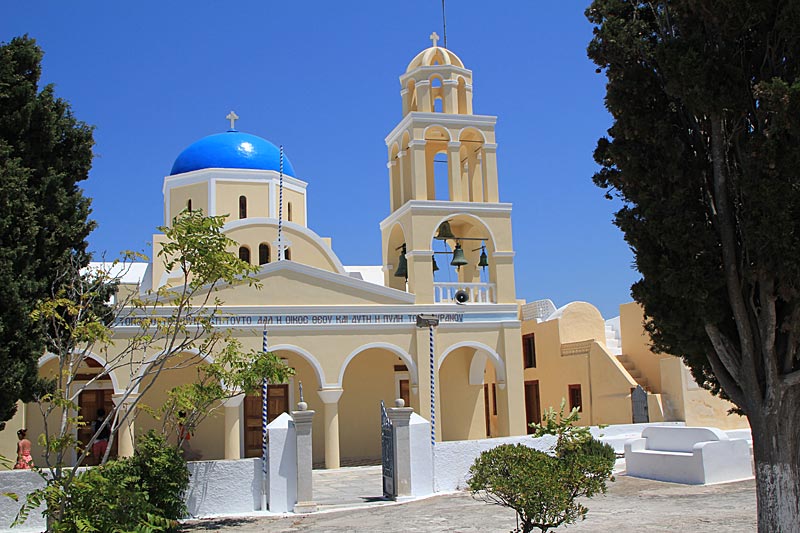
[244, 384, 289, 458]
[78, 388, 117, 465]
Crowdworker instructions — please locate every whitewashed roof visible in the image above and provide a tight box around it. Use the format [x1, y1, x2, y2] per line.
[86, 261, 149, 284]
[344, 265, 385, 286]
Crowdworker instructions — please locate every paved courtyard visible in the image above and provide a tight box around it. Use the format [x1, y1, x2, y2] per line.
[182, 466, 757, 532]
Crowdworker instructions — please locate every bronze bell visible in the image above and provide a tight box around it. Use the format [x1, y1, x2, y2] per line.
[432, 254, 439, 272]
[478, 247, 489, 269]
[450, 243, 469, 269]
[435, 220, 456, 241]
[394, 244, 408, 278]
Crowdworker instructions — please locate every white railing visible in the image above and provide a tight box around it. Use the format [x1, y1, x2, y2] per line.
[434, 282, 496, 304]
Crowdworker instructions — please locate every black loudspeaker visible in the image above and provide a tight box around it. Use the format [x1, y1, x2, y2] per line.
[454, 289, 469, 304]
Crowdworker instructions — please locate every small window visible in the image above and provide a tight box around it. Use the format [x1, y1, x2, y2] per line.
[284, 248, 291, 261]
[239, 196, 247, 219]
[491, 383, 497, 415]
[259, 243, 270, 265]
[568, 384, 582, 412]
[399, 379, 410, 407]
[523, 333, 536, 368]
[434, 97, 443, 113]
[187, 199, 192, 212]
[287, 202, 293, 222]
[239, 246, 251, 264]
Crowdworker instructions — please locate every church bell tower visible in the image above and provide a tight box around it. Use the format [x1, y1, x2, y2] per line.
[380, 35, 517, 305]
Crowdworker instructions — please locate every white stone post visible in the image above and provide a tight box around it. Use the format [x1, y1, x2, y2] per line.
[387, 399, 414, 499]
[292, 405, 317, 513]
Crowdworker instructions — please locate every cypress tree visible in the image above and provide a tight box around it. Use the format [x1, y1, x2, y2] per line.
[0, 35, 95, 424]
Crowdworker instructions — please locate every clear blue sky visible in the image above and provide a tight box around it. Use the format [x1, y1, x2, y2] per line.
[2, 1, 638, 318]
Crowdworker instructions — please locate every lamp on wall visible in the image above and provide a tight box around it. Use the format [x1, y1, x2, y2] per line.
[433, 220, 490, 272]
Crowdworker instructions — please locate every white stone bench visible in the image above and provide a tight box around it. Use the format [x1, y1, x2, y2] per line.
[624, 426, 752, 485]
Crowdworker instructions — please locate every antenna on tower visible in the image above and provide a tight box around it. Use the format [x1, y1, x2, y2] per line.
[441, 0, 448, 48]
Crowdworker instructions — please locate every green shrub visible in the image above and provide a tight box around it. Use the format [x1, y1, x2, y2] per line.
[128, 430, 189, 520]
[468, 440, 615, 533]
[46, 431, 188, 532]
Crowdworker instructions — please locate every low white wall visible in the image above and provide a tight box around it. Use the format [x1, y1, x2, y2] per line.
[0, 469, 46, 533]
[408, 413, 433, 497]
[433, 422, 690, 493]
[434, 434, 557, 492]
[186, 458, 261, 517]
[265, 412, 296, 514]
[0, 459, 265, 532]
[590, 422, 685, 453]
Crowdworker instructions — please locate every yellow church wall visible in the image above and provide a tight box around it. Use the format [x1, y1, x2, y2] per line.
[168, 183, 208, 222]
[659, 357, 748, 430]
[224, 226, 338, 273]
[440, 347, 486, 441]
[281, 189, 306, 226]
[521, 308, 636, 426]
[270, 350, 326, 465]
[217, 182, 270, 220]
[587, 342, 638, 425]
[339, 348, 398, 461]
[556, 302, 606, 345]
[136, 354, 226, 461]
[205, 273, 403, 307]
[619, 302, 669, 392]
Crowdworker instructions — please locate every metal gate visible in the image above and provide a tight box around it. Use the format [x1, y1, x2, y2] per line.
[631, 385, 649, 423]
[380, 400, 395, 499]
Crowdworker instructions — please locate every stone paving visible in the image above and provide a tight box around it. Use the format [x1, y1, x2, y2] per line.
[182, 466, 758, 532]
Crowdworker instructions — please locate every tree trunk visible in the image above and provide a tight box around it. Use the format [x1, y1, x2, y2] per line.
[751, 398, 800, 533]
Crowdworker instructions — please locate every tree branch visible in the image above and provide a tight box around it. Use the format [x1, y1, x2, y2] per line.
[704, 324, 747, 408]
[710, 114, 760, 399]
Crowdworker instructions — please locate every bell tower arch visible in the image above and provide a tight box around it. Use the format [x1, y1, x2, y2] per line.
[380, 38, 516, 305]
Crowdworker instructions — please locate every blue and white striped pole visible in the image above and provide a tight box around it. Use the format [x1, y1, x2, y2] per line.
[429, 325, 436, 447]
[277, 146, 284, 261]
[261, 327, 269, 511]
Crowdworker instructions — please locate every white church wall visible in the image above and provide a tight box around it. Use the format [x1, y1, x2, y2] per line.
[0, 469, 46, 532]
[185, 458, 261, 517]
[433, 434, 557, 492]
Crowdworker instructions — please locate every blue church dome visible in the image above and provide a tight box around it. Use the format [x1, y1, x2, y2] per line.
[170, 130, 296, 176]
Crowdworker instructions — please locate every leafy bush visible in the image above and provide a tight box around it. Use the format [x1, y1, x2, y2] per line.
[128, 431, 189, 520]
[30, 431, 189, 532]
[468, 400, 615, 533]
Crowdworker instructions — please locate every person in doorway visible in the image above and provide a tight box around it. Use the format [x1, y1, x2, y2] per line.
[92, 408, 111, 463]
[14, 429, 33, 469]
[177, 411, 202, 461]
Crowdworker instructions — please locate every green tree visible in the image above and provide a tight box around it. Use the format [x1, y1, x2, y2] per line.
[19, 210, 292, 528]
[468, 402, 615, 533]
[586, 1, 800, 530]
[0, 35, 95, 425]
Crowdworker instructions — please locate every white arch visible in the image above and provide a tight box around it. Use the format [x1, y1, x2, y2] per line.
[457, 126, 487, 143]
[338, 342, 419, 386]
[39, 350, 122, 393]
[422, 124, 452, 142]
[268, 344, 328, 389]
[437, 341, 507, 383]
[132, 348, 215, 394]
[429, 213, 499, 252]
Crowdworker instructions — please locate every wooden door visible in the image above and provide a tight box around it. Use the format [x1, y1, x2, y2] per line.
[244, 384, 289, 458]
[524, 381, 541, 434]
[483, 384, 491, 437]
[78, 389, 117, 465]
